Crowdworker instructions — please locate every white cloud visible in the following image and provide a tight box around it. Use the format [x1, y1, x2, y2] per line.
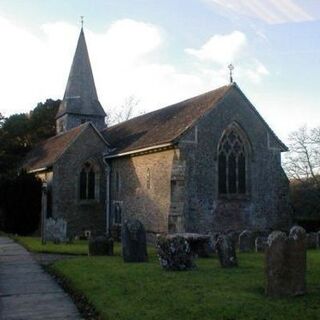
[184, 31, 270, 85]
[0, 17, 221, 117]
[185, 31, 247, 65]
[0, 18, 271, 118]
[245, 61, 270, 84]
[206, 0, 314, 24]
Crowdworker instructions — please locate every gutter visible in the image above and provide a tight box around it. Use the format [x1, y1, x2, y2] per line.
[104, 142, 173, 159]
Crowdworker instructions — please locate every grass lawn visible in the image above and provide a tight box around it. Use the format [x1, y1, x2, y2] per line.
[13, 236, 89, 255]
[50, 247, 320, 320]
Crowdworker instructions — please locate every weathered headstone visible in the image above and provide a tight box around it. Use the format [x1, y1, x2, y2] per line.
[265, 227, 307, 297]
[156, 235, 195, 271]
[122, 219, 148, 262]
[288, 226, 306, 296]
[216, 234, 238, 268]
[239, 230, 255, 252]
[255, 236, 268, 252]
[306, 232, 317, 249]
[89, 236, 114, 256]
[265, 231, 289, 297]
[45, 217, 67, 243]
[317, 231, 320, 248]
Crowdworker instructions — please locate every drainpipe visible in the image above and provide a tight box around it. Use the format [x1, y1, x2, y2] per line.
[103, 157, 111, 235]
[41, 181, 48, 244]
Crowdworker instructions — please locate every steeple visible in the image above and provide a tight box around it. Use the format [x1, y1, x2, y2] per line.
[56, 27, 106, 134]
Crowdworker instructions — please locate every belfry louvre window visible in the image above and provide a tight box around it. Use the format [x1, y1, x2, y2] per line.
[218, 128, 247, 195]
[80, 162, 98, 200]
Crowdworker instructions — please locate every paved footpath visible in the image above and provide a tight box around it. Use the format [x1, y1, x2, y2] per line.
[0, 237, 82, 320]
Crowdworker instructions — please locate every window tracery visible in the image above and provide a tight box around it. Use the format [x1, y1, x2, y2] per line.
[80, 161, 99, 200]
[218, 126, 248, 195]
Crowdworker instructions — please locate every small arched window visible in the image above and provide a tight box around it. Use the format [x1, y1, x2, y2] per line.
[218, 125, 249, 195]
[79, 161, 99, 200]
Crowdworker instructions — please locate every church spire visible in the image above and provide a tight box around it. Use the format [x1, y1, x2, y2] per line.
[63, 27, 99, 101]
[56, 26, 106, 134]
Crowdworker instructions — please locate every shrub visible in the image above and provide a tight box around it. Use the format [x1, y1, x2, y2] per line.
[0, 172, 42, 235]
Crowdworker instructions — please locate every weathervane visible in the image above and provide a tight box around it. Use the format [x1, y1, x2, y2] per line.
[80, 16, 84, 28]
[228, 64, 234, 84]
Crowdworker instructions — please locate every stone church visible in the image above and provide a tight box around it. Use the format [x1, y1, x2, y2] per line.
[24, 28, 291, 240]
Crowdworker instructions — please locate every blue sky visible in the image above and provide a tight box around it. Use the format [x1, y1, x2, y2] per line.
[0, 0, 319, 142]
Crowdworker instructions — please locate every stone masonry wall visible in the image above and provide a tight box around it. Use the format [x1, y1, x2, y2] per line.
[52, 125, 108, 237]
[57, 114, 105, 134]
[178, 87, 291, 234]
[109, 149, 177, 240]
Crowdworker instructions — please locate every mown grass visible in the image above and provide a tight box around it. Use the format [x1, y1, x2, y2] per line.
[49, 247, 320, 320]
[13, 236, 89, 255]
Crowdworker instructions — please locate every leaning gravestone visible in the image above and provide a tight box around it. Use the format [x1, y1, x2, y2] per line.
[156, 234, 196, 271]
[216, 234, 238, 268]
[265, 226, 307, 297]
[306, 232, 317, 249]
[45, 217, 67, 243]
[89, 235, 114, 256]
[239, 230, 255, 252]
[255, 236, 268, 252]
[288, 226, 306, 296]
[122, 219, 148, 262]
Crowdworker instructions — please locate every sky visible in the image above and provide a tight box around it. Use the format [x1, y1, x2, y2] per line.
[0, 0, 319, 142]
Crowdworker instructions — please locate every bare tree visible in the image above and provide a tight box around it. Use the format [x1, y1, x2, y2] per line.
[106, 95, 143, 126]
[283, 126, 320, 187]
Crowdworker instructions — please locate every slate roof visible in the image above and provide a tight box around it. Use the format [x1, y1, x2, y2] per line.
[56, 28, 106, 119]
[102, 84, 232, 155]
[23, 124, 86, 172]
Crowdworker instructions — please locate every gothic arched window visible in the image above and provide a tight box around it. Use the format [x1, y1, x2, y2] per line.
[79, 161, 99, 200]
[218, 126, 248, 195]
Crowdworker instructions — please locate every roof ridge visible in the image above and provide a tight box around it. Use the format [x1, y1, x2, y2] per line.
[102, 84, 231, 132]
[23, 123, 88, 172]
[101, 84, 232, 156]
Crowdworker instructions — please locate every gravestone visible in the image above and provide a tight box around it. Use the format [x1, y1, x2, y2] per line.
[317, 231, 320, 248]
[265, 231, 289, 297]
[122, 219, 148, 262]
[265, 227, 307, 297]
[45, 217, 67, 243]
[89, 236, 114, 256]
[306, 232, 317, 249]
[255, 236, 268, 252]
[216, 234, 238, 268]
[156, 234, 195, 271]
[239, 230, 254, 252]
[288, 226, 306, 296]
